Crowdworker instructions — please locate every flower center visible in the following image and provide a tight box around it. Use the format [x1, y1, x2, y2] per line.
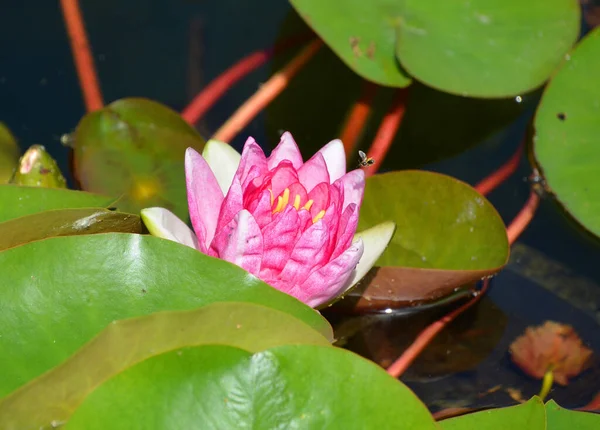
[270, 188, 325, 223]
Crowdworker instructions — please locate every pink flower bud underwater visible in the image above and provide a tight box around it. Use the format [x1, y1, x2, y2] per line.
[186, 132, 365, 307]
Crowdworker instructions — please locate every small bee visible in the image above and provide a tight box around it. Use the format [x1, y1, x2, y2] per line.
[357, 150, 375, 168]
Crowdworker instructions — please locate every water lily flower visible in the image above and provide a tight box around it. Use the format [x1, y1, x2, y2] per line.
[142, 132, 394, 308]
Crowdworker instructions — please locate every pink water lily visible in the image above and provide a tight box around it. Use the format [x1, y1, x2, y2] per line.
[142, 132, 394, 308]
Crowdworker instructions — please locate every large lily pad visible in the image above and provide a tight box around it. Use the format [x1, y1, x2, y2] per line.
[0, 233, 332, 398]
[546, 400, 600, 429]
[0, 185, 114, 223]
[290, 0, 412, 88]
[354, 171, 509, 309]
[439, 396, 545, 429]
[0, 302, 330, 429]
[395, 0, 580, 97]
[72, 98, 205, 220]
[0, 123, 20, 183]
[65, 345, 437, 429]
[0, 208, 142, 251]
[532, 28, 600, 238]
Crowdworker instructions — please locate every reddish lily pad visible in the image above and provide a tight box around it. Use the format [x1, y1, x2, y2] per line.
[532, 28, 600, 239]
[0, 302, 330, 429]
[0, 185, 114, 223]
[73, 98, 205, 220]
[0, 123, 19, 183]
[509, 321, 593, 385]
[354, 171, 509, 310]
[64, 345, 437, 429]
[0, 208, 142, 251]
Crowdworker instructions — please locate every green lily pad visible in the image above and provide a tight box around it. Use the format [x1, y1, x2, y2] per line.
[532, 28, 600, 238]
[546, 400, 600, 429]
[290, 0, 412, 87]
[0, 233, 332, 399]
[73, 98, 205, 220]
[10, 145, 67, 188]
[355, 171, 509, 306]
[395, 0, 580, 97]
[439, 397, 545, 429]
[0, 208, 142, 252]
[0, 185, 114, 223]
[0, 123, 20, 183]
[0, 302, 330, 429]
[65, 344, 437, 429]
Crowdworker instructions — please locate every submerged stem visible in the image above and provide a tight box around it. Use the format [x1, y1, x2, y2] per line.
[59, 0, 103, 112]
[340, 82, 378, 162]
[212, 39, 323, 143]
[538, 369, 554, 401]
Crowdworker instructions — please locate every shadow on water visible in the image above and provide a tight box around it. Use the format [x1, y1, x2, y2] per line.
[1, 0, 599, 412]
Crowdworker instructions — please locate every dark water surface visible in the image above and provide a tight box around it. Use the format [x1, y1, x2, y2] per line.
[1, 0, 599, 411]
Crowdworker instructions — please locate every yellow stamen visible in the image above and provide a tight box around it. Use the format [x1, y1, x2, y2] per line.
[302, 200, 314, 211]
[274, 196, 284, 213]
[293, 194, 301, 210]
[272, 188, 290, 214]
[312, 209, 326, 223]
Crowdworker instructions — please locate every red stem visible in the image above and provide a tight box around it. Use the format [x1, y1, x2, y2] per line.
[385, 143, 540, 379]
[340, 82, 378, 160]
[60, 0, 104, 112]
[181, 34, 313, 126]
[475, 141, 524, 195]
[363, 89, 408, 177]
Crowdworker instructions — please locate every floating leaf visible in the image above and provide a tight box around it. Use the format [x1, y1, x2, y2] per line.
[73, 98, 205, 219]
[290, 0, 412, 87]
[509, 321, 593, 385]
[0, 208, 142, 251]
[65, 345, 437, 429]
[532, 28, 600, 238]
[0, 233, 332, 398]
[10, 145, 66, 188]
[0, 123, 20, 183]
[0, 185, 114, 223]
[395, 0, 580, 97]
[353, 171, 508, 310]
[439, 397, 546, 430]
[0, 302, 330, 429]
[546, 399, 600, 429]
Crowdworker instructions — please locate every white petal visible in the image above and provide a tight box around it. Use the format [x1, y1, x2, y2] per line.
[318, 139, 346, 182]
[141, 207, 199, 250]
[345, 221, 396, 291]
[202, 139, 241, 195]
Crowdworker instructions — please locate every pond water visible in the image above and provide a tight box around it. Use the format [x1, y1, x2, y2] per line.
[1, 0, 599, 411]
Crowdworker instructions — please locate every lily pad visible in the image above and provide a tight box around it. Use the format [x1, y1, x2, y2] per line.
[0, 123, 20, 183]
[290, 0, 412, 88]
[0, 208, 142, 251]
[532, 28, 600, 238]
[73, 98, 205, 220]
[0, 185, 114, 223]
[0, 233, 332, 398]
[355, 171, 509, 309]
[546, 400, 600, 429]
[395, 0, 580, 97]
[439, 396, 545, 429]
[65, 345, 437, 429]
[0, 302, 330, 429]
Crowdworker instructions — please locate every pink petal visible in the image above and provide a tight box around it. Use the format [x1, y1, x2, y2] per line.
[247, 189, 273, 229]
[259, 206, 301, 276]
[333, 169, 365, 210]
[267, 131, 303, 170]
[317, 139, 346, 182]
[293, 239, 364, 308]
[332, 203, 359, 260]
[307, 182, 330, 217]
[235, 137, 268, 186]
[210, 209, 263, 275]
[297, 208, 313, 232]
[215, 176, 244, 234]
[286, 182, 309, 209]
[278, 220, 330, 285]
[269, 162, 299, 198]
[185, 148, 224, 252]
[297, 152, 330, 193]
